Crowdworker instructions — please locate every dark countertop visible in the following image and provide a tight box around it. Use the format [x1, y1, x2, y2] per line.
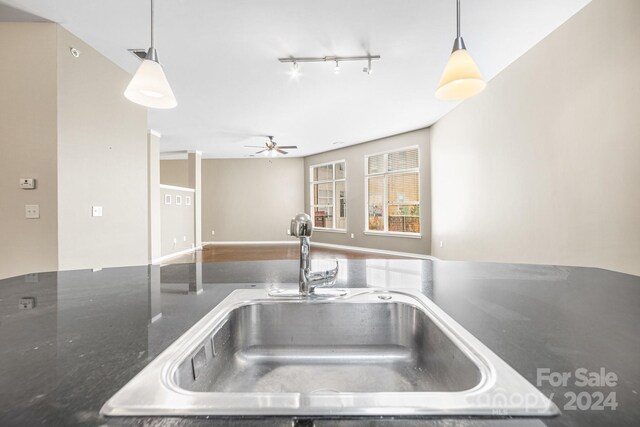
[0, 259, 638, 427]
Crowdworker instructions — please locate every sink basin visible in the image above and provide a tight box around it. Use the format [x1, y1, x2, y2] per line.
[101, 288, 558, 417]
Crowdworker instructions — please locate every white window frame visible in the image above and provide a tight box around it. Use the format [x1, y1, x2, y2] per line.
[364, 146, 421, 238]
[309, 160, 347, 233]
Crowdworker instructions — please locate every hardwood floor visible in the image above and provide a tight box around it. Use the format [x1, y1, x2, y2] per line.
[163, 243, 411, 265]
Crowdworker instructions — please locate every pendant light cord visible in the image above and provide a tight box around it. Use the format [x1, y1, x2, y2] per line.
[452, 0, 466, 52]
[150, 0, 155, 49]
[456, 0, 461, 39]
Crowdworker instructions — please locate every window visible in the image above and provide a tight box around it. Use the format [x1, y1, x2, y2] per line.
[365, 147, 420, 235]
[310, 161, 346, 231]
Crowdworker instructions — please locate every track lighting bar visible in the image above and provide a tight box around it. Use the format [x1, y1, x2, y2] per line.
[278, 55, 380, 64]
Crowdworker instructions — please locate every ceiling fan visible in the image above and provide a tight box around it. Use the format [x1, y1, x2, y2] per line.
[245, 136, 298, 156]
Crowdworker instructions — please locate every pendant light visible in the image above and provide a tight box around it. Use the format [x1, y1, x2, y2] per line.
[125, 0, 177, 109]
[435, 0, 486, 101]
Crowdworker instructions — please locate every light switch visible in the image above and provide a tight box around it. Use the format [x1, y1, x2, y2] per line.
[25, 204, 40, 219]
[92, 206, 103, 217]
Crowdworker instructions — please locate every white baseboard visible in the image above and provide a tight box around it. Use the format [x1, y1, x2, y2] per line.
[202, 241, 296, 246]
[152, 245, 203, 264]
[312, 242, 437, 260]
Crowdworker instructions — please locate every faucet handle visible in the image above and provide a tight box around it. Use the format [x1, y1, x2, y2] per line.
[290, 213, 313, 238]
[305, 259, 339, 290]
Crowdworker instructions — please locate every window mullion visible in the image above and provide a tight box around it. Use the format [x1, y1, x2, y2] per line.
[384, 153, 389, 232]
[332, 179, 336, 230]
[384, 174, 388, 232]
[365, 176, 369, 232]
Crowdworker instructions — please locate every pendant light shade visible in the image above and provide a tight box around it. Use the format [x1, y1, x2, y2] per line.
[435, 49, 486, 101]
[125, 52, 177, 109]
[125, 0, 177, 109]
[435, 0, 485, 101]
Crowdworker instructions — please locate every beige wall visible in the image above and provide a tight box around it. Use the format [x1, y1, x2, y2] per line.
[430, 0, 640, 276]
[202, 158, 304, 242]
[160, 160, 189, 187]
[56, 27, 149, 270]
[0, 23, 59, 279]
[160, 187, 195, 256]
[304, 129, 431, 255]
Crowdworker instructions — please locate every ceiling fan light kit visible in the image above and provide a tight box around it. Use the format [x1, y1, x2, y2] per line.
[245, 136, 298, 157]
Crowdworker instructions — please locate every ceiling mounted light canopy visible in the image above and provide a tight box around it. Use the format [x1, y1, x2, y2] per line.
[435, 0, 486, 101]
[125, 0, 177, 109]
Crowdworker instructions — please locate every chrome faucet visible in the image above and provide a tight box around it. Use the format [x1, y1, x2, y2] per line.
[290, 213, 339, 296]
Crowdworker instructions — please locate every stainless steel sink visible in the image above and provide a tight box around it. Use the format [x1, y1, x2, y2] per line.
[101, 288, 558, 417]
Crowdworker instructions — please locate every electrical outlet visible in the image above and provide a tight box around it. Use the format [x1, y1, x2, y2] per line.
[183, 235, 187, 242]
[287, 229, 291, 235]
[211, 230, 215, 236]
[25, 204, 40, 219]
[19, 178, 36, 189]
[440, 241, 444, 248]
[350, 233, 355, 239]
[92, 206, 103, 217]
[19, 297, 36, 310]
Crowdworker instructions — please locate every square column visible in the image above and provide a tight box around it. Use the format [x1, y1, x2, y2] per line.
[187, 151, 202, 248]
[147, 131, 161, 262]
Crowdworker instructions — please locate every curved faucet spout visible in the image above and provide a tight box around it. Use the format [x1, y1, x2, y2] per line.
[290, 213, 340, 296]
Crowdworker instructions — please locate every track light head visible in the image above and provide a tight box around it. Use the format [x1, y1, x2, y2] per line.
[290, 61, 300, 79]
[363, 58, 373, 75]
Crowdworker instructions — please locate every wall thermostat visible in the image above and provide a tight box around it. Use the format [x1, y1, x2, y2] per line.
[20, 178, 36, 189]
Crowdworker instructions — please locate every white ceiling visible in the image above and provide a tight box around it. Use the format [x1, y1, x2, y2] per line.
[1, 0, 590, 158]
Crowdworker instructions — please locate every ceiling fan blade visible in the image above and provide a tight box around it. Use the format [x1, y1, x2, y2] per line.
[276, 149, 288, 155]
[244, 145, 265, 148]
[277, 146, 298, 149]
[256, 149, 268, 154]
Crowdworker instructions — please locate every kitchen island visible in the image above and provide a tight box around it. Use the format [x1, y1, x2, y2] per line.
[0, 259, 638, 426]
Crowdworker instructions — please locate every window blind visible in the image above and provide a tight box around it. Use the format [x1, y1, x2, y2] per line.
[365, 147, 420, 234]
